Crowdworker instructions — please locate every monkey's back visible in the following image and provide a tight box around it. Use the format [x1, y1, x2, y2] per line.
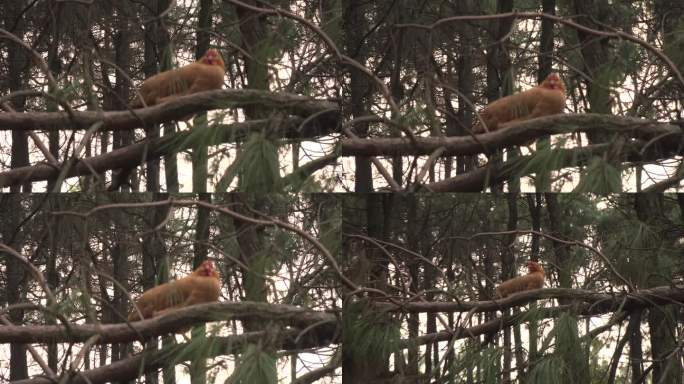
[132, 62, 224, 107]
[495, 271, 544, 298]
[474, 87, 565, 133]
[128, 279, 191, 321]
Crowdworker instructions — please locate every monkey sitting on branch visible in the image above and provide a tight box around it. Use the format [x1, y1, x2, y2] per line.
[473, 73, 566, 135]
[495, 260, 545, 298]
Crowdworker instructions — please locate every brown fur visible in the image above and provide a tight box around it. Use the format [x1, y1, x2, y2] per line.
[130, 48, 225, 108]
[495, 260, 544, 298]
[128, 260, 221, 321]
[473, 73, 566, 134]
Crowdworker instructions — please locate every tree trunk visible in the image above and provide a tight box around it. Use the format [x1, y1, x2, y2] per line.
[572, 0, 614, 145]
[545, 193, 590, 384]
[192, 0, 213, 193]
[634, 194, 682, 383]
[501, 193, 518, 383]
[343, 0, 372, 192]
[5, 0, 30, 193]
[111, 196, 132, 384]
[526, 193, 542, 372]
[628, 309, 644, 384]
[46, 0, 64, 192]
[534, 0, 556, 191]
[1, 196, 28, 380]
[343, 194, 391, 382]
[486, 0, 514, 193]
[141, 193, 170, 384]
[110, 5, 135, 191]
[143, 0, 163, 192]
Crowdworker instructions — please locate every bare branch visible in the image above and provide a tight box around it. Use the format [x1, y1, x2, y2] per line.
[0, 89, 339, 131]
[0, 301, 337, 344]
[0, 116, 335, 188]
[14, 328, 337, 384]
[340, 114, 683, 157]
[375, 285, 684, 314]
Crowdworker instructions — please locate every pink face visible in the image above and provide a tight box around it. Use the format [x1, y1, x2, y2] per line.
[544, 73, 562, 90]
[202, 49, 220, 65]
[527, 261, 541, 272]
[200, 260, 215, 276]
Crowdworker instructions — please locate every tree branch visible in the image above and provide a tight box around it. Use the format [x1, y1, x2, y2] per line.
[375, 285, 684, 314]
[0, 117, 336, 187]
[0, 301, 337, 344]
[0, 89, 340, 131]
[340, 114, 682, 157]
[423, 144, 607, 192]
[14, 327, 338, 384]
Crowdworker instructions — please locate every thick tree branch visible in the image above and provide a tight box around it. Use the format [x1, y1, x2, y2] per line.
[340, 114, 683, 157]
[401, 304, 630, 349]
[7, 286, 680, 344]
[14, 327, 339, 384]
[0, 117, 336, 187]
[0, 301, 337, 344]
[375, 285, 684, 314]
[423, 145, 607, 192]
[423, 137, 680, 192]
[0, 89, 340, 131]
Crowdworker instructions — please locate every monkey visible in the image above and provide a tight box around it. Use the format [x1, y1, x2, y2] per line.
[130, 48, 225, 108]
[495, 260, 545, 298]
[473, 73, 566, 134]
[108, 49, 225, 191]
[128, 260, 221, 321]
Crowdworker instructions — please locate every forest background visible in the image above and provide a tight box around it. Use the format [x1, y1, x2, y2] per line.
[1, 0, 683, 383]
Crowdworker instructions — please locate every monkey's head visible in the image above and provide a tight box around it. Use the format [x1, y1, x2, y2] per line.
[201, 49, 225, 68]
[542, 73, 565, 93]
[195, 260, 220, 278]
[527, 260, 543, 273]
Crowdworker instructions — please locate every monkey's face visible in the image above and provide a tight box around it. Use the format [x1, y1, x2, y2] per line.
[527, 261, 542, 273]
[543, 73, 563, 91]
[202, 49, 221, 65]
[199, 260, 216, 277]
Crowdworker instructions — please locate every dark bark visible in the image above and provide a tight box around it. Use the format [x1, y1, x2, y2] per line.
[111, 200, 133, 384]
[534, 0, 556, 191]
[527, 193, 542, 367]
[406, 195, 419, 375]
[573, 0, 614, 145]
[634, 194, 682, 383]
[627, 308, 644, 384]
[140, 193, 170, 384]
[343, 0, 372, 192]
[5, 0, 31, 193]
[453, 0, 477, 175]
[142, 0, 163, 192]
[110, 6, 135, 192]
[389, 2, 405, 185]
[155, 0, 177, 193]
[43, 196, 61, 372]
[191, 192, 211, 384]
[501, 193, 518, 383]
[485, 0, 514, 193]
[545, 193, 590, 384]
[46, 0, 64, 192]
[192, 0, 213, 194]
[420, 197, 437, 377]
[343, 194, 391, 382]
[1, 196, 28, 380]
